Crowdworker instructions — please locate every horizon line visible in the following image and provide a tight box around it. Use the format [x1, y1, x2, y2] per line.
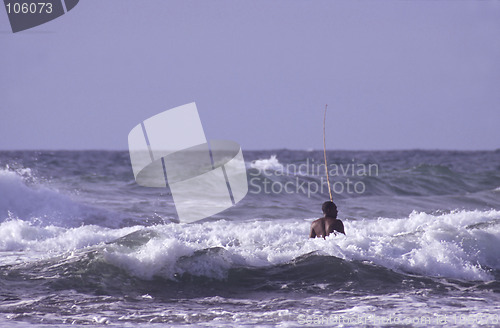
[0, 147, 499, 152]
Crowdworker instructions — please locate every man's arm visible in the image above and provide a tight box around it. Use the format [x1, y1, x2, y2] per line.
[309, 226, 317, 238]
[324, 221, 336, 237]
[333, 220, 345, 235]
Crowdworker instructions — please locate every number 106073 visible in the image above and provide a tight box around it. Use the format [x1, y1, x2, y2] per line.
[5, 2, 53, 14]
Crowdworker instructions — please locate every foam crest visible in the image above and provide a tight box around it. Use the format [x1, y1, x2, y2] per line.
[0, 219, 138, 264]
[102, 209, 500, 282]
[2, 202, 498, 282]
[0, 168, 112, 227]
[250, 155, 284, 172]
[327, 209, 500, 281]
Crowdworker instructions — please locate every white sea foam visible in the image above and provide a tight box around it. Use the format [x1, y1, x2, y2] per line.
[2, 168, 499, 282]
[0, 168, 112, 227]
[89, 210, 500, 281]
[250, 155, 284, 172]
[0, 219, 139, 264]
[337, 209, 500, 281]
[1, 209, 499, 281]
[0, 168, 77, 221]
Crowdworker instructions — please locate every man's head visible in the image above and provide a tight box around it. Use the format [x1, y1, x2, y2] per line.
[322, 201, 338, 218]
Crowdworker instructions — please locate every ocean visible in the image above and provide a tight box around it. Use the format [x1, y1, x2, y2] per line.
[0, 150, 499, 327]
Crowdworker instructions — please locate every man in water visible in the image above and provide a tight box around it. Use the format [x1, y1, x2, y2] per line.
[309, 201, 345, 238]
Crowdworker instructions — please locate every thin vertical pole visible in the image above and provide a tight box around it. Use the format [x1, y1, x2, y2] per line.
[323, 104, 333, 202]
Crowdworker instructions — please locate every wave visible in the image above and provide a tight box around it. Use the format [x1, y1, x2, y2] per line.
[250, 155, 284, 172]
[2, 209, 499, 287]
[7, 248, 460, 299]
[247, 155, 500, 202]
[0, 219, 139, 256]
[106, 210, 500, 282]
[0, 168, 120, 228]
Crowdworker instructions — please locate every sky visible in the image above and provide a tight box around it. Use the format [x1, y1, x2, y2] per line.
[1, 0, 499, 151]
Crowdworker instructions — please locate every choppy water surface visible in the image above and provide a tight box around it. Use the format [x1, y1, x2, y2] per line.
[1, 150, 499, 327]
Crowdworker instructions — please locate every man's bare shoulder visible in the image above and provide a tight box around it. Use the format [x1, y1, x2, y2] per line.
[323, 217, 336, 222]
[311, 217, 325, 224]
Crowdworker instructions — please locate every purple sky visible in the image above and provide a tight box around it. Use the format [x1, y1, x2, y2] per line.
[1, 1, 499, 150]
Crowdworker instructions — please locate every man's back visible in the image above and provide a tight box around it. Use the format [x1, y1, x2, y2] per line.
[309, 216, 345, 238]
[309, 201, 345, 238]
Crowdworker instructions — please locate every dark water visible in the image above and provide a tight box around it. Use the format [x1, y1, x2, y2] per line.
[0, 150, 499, 327]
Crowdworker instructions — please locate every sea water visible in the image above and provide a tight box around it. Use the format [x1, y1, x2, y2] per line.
[0, 150, 499, 327]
